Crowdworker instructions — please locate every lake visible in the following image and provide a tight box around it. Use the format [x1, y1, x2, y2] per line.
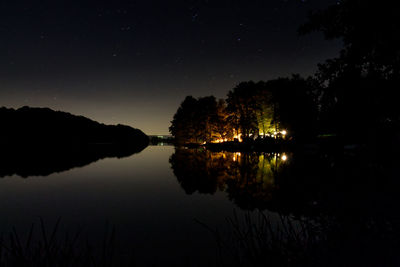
[1, 145, 399, 266]
[0, 146, 268, 266]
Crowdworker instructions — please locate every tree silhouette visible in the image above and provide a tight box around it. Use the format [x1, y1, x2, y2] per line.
[169, 96, 232, 144]
[263, 75, 319, 140]
[226, 81, 260, 139]
[300, 0, 400, 142]
[0, 106, 149, 148]
[169, 96, 198, 144]
[0, 106, 149, 178]
[170, 76, 319, 144]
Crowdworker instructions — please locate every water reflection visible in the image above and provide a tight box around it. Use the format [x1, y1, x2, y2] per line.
[0, 144, 147, 178]
[170, 147, 400, 265]
[170, 147, 400, 216]
[170, 149, 290, 211]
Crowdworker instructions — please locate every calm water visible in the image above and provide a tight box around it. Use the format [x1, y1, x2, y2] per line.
[1, 145, 399, 266]
[0, 146, 269, 265]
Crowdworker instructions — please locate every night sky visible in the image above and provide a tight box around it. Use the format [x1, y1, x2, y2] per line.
[0, 0, 341, 134]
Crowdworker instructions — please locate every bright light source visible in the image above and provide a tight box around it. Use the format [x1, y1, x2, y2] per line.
[281, 130, 287, 135]
[281, 155, 287, 161]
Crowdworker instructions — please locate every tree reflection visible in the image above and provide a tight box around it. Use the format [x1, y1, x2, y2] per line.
[169, 148, 231, 194]
[226, 153, 284, 210]
[0, 144, 146, 178]
[170, 147, 400, 218]
[169, 148, 289, 210]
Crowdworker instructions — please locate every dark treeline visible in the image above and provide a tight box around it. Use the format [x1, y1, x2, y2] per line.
[0, 106, 149, 177]
[0, 106, 149, 148]
[170, 0, 400, 149]
[170, 77, 317, 145]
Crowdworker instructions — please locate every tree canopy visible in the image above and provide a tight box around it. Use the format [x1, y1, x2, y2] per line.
[169, 96, 232, 144]
[170, 75, 318, 144]
[170, 0, 399, 146]
[300, 0, 400, 141]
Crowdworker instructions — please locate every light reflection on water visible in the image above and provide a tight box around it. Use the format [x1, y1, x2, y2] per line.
[1, 145, 398, 265]
[0, 146, 284, 265]
[169, 148, 290, 211]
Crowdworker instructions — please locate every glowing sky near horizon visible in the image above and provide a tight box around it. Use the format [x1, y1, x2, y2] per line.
[0, 0, 340, 134]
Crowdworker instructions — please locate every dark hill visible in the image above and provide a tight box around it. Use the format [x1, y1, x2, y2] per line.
[0, 106, 149, 148]
[0, 106, 149, 177]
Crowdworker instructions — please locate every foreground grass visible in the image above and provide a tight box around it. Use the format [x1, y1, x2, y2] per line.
[0, 218, 127, 267]
[198, 210, 400, 267]
[2, 212, 399, 267]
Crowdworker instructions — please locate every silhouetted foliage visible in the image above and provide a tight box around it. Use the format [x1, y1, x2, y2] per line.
[169, 96, 232, 145]
[170, 76, 319, 144]
[167, 1, 400, 265]
[0, 106, 149, 177]
[263, 75, 319, 141]
[300, 0, 400, 143]
[226, 77, 318, 141]
[170, 0, 400, 148]
[0, 106, 149, 147]
[226, 81, 260, 138]
[0, 218, 125, 267]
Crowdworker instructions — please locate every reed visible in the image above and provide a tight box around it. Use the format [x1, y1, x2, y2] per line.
[0, 218, 124, 267]
[197, 210, 322, 267]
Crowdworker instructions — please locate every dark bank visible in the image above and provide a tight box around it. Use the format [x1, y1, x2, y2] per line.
[0, 106, 149, 177]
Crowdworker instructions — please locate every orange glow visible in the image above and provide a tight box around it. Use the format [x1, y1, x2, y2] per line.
[233, 134, 242, 142]
[233, 152, 241, 162]
[212, 138, 225, 143]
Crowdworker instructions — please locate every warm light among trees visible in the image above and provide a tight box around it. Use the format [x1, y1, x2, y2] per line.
[170, 75, 318, 144]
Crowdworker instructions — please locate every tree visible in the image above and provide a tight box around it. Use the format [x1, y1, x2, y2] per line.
[214, 99, 234, 141]
[262, 75, 319, 140]
[276, 75, 318, 139]
[226, 81, 260, 139]
[170, 96, 232, 144]
[300, 0, 400, 141]
[169, 96, 199, 144]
